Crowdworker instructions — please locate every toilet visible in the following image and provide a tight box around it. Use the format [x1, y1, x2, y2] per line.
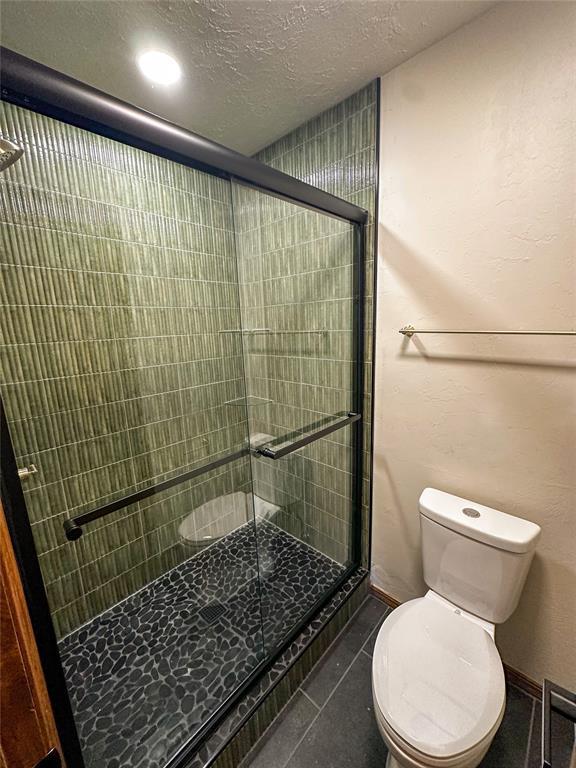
[372, 488, 541, 768]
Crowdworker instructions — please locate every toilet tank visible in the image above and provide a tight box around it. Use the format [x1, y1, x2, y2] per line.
[419, 488, 541, 624]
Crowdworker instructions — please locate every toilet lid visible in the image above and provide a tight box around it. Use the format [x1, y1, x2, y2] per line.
[372, 598, 505, 759]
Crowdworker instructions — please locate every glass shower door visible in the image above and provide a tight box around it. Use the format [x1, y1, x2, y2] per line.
[0, 96, 362, 768]
[232, 182, 359, 652]
[0, 101, 266, 768]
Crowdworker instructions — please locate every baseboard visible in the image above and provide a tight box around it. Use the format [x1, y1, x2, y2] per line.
[503, 665, 542, 700]
[368, 581, 542, 700]
[369, 582, 401, 609]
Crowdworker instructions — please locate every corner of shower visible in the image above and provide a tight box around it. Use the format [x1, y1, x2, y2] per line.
[0, 47, 369, 768]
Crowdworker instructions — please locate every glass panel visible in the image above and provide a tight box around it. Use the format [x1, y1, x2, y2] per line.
[232, 182, 357, 650]
[0, 102, 265, 768]
[251, 424, 354, 652]
[56, 459, 264, 768]
[231, 183, 356, 438]
[0, 100, 360, 768]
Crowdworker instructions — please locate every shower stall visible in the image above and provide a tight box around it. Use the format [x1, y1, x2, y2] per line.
[0, 50, 367, 768]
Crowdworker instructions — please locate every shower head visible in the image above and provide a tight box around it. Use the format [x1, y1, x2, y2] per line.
[0, 139, 24, 171]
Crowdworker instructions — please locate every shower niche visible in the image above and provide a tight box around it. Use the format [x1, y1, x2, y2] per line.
[0, 58, 366, 768]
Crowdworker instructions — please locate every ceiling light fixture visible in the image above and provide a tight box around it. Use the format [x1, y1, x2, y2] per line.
[137, 50, 182, 86]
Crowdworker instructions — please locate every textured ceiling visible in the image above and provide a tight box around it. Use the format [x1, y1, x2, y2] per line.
[0, 0, 495, 154]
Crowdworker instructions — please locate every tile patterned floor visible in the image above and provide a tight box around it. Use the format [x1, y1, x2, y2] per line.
[59, 520, 344, 768]
[242, 596, 574, 768]
[188, 570, 367, 768]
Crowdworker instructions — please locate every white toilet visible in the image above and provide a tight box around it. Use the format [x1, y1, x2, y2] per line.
[372, 488, 541, 768]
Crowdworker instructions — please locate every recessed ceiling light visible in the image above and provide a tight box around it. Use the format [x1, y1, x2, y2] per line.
[137, 50, 182, 86]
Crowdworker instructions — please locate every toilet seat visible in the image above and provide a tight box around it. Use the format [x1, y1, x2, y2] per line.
[372, 594, 505, 762]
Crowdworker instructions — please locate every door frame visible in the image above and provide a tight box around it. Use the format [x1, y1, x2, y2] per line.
[1, 401, 84, 767]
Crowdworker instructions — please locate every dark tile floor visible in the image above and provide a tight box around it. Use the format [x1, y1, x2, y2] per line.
[242, 596, 574, 768]
[59, 521, 343, 768]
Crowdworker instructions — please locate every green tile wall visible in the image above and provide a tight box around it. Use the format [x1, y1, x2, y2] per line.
[234, 82, 378, 565]
[232, 183, 356, 561]
[0, 82, 377, 638]
[0, 102, 253, 637]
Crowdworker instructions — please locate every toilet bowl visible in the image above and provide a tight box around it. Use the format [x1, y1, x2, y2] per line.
[372, 593, 505, 768]
[371, 488, 541, 768]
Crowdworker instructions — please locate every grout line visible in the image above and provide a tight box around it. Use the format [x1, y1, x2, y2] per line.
[3, 351, 356, 389]
[298, 687, 320, 711]
[2, 301, 242, 310]
[260, 595, 369, 768]
[1, 177, 234, 235]
[277, 607, 377, 768]
[523, 699, 537, 768]
[360, 606, 389, 652]
[508, 681, 541, 702]
[1, 218, 236, 260]
[0, 130, 230, 206]
[0, 259, 237, 285]
[12, 388, 243, 456]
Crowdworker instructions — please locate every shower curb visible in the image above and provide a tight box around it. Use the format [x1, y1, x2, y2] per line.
[188, 568, 368, 768]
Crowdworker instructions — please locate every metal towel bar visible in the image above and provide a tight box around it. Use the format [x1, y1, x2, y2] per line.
[399, 325, 576, 338]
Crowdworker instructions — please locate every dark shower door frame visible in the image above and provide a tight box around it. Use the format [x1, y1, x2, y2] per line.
[0, 47, 367, 768]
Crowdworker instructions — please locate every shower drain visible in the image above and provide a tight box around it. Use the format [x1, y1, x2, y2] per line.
[199, 601, 227, 625]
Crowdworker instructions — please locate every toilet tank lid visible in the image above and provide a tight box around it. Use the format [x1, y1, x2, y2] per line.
[419, 488, 541, 554]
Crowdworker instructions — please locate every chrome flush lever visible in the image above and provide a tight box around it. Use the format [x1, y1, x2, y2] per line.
[18, 464, 38, 480]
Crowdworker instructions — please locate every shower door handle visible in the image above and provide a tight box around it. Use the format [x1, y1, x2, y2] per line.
[63, 448, 249, 540]
[256, 412, 361, 460]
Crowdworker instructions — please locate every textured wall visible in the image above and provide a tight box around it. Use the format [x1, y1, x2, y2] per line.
[0, 0, 493, 154]
[0, 102, 251, 637]
[373, 2, 576, 687]
[252, 83, 378, 566]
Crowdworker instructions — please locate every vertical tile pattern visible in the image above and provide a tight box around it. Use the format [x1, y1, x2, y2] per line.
[0, 85, 376, 636]
[235, 83, 378, 566]
[232, 184, 355, 563]
[0, 101, 252, 636]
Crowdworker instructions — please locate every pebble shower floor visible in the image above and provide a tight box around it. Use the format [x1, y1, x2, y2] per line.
[59, 520, 344, 768]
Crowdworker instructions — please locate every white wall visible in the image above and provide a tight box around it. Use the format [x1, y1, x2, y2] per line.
[373, 1, 576, 688]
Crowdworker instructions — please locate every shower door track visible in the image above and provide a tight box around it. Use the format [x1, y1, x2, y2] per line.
[0, 47, 368, 768]
[0, 48, 367, 225]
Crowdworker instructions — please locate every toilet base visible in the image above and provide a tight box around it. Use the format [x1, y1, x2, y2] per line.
[376, 706, 499, 768]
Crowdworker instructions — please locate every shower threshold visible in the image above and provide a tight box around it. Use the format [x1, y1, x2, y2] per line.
[58, 519, 344, 768]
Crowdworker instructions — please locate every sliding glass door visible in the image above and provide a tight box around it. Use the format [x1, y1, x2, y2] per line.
[0, 100, 265, 768]
[232, 183, 359, 652]
[0, 98, 361, 768]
